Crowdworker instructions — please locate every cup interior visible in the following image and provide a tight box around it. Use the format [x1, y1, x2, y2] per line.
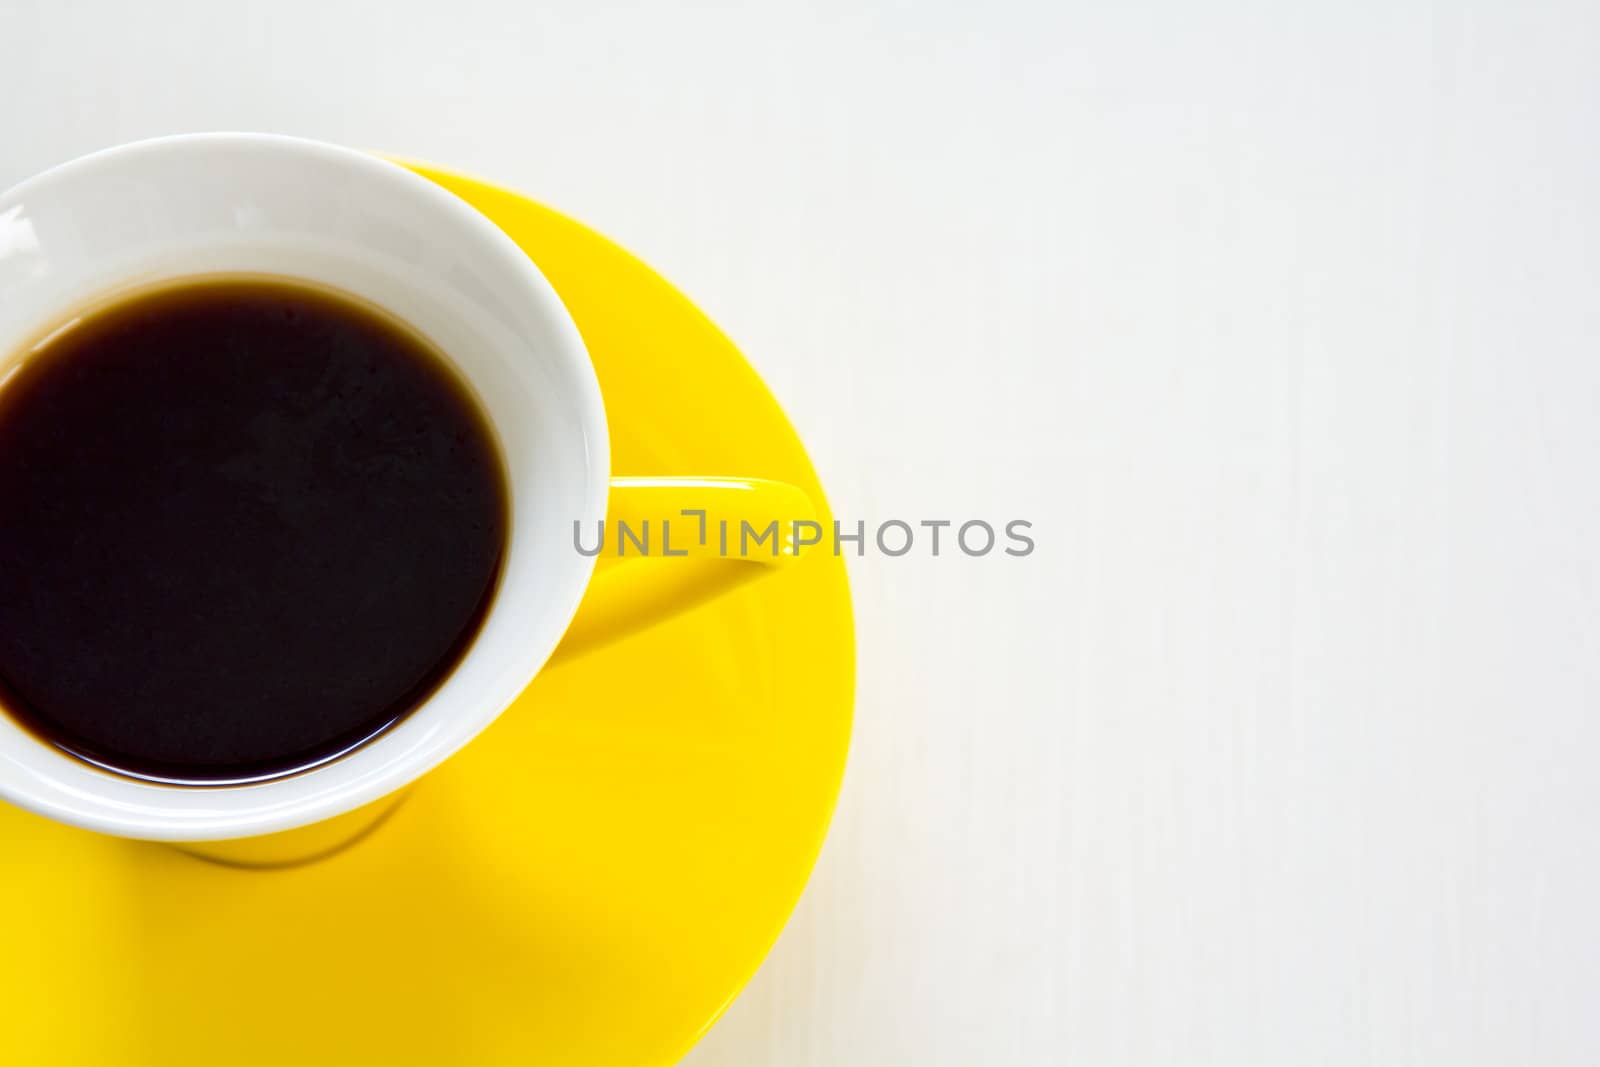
[0, 135, 609, 839]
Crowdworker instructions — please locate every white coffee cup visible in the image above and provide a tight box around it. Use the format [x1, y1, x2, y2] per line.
[0, 134, 811, 850]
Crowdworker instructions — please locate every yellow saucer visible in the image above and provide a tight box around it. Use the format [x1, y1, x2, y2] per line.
[0, 164, 855, 1067]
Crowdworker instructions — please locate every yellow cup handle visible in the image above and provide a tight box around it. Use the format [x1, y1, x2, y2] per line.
[551, 476, 818, 662]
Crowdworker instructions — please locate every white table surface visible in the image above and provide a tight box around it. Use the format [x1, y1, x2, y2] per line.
[5, 2, 1599, 1063]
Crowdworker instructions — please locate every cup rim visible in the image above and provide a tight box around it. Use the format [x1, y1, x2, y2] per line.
[0, 133, 611, 840]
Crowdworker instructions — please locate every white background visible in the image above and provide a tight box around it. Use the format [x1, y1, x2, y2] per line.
[5, 1, 1600, 1063]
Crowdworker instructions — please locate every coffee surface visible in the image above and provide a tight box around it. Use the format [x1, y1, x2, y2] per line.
[0, 278, 508, 783]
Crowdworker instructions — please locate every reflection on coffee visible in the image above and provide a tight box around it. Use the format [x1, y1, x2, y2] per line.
[0, 277, 510, 784]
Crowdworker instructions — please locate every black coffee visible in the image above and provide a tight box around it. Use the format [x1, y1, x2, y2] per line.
[0, 278, 509, 784]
